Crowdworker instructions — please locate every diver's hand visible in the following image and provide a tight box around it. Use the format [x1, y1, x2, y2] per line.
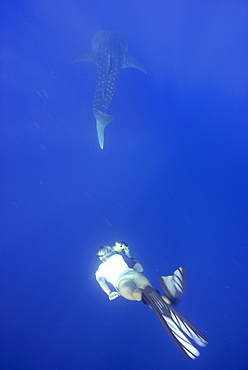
[109, 292, 119, 301]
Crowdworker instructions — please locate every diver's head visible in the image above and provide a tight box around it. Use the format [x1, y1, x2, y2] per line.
[96, 246, 114, 262]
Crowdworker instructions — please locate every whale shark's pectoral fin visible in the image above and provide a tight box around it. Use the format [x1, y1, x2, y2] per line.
[72, 52, 98, 65]
[122, 54, 147, 74]
[94, 110, 115, 149]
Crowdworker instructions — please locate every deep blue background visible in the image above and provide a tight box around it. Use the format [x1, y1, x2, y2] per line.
[1, 1, 248, 369]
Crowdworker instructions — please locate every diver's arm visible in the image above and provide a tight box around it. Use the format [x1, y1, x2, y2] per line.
[122, 253, 143, 272]
[125, 250, 132, 258]
[97, 277, 119, 300]
[133, 262, 144, 272]
[97, 277, 112, 296]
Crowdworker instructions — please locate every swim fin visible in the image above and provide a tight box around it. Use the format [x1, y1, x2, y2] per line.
[159, 266, 185, 303]
[142, 286, 208, 359]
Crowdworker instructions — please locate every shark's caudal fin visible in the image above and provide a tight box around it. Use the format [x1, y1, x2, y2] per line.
[122, 54, 147, 74]
[94, 110, 115, 149]
[142, 286, 208, 360]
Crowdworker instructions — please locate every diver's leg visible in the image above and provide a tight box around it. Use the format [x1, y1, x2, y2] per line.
[118, 279, 143, 301]
[133, 272, 152, 290]
[118, 272, 153, 301]
[118, 272, 170, 303]
[134, 272, 171, 304]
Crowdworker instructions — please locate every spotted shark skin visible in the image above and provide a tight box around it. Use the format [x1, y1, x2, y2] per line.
[74, 30, 146, 149]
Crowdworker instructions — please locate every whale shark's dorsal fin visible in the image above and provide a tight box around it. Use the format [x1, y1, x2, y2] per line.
[122, 54, 147, 74]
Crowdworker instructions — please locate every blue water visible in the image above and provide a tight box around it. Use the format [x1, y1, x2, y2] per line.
[1, 1, 248, 369]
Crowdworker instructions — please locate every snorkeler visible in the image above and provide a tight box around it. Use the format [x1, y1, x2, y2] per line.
[95, 242, 208, 359]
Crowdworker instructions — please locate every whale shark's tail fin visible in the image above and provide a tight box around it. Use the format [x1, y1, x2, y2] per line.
[94, 110, 115, 149]
[142, 286, 208, 359]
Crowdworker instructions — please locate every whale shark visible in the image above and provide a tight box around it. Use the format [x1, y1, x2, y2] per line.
[74, 30, 146, 149]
